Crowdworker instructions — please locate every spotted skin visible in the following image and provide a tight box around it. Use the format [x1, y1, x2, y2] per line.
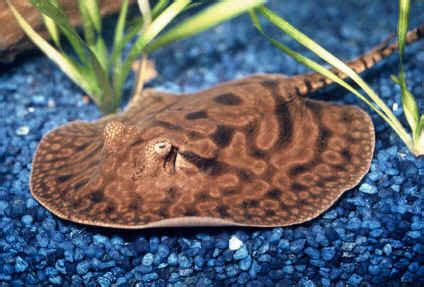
[31, 75, 374, 228]
[30, 24, 424, 228]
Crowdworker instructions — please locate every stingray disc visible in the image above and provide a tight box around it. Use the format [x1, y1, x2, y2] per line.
[30, 74, 374, 228]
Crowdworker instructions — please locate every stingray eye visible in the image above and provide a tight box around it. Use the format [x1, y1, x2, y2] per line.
[153, 141, 172, 157]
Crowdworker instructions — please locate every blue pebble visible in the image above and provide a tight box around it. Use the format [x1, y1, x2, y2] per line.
[216, 238, 228, 249]
[411, 221, 424, 230]
[278, 239, 290, 250]
[212, 248, 221, 257]
[238, 272, 250, 284]
[142, 253, 154, 266]
[407, 231, 421, 239]
[370, 228, 384, 237]
[15, 256, 28, 272]
[383, 244, 392, 255]
[48, 275, 62, 285]
[305, 247, 320, 259]
[141, 272, 158, 282]
[93, 234, 108, 245]
[348, 274, 363, 285]
[76, 261, 90, 275]
[282, 265, 294, 274]
[290, 239, 306, 253]
[226, 264, 240, 277]
[0, 201, 8, 215]
[168, 272, 179, 283]
[270, 228, 283, 242]
[239, 256, 252, 271]
[157, 244, 170, 259]
[257, 254, 271, 262]
[196, 277, 212, 286]
[322, 247, 336, 261]
[194, 255, 205, 268]
[167, 253, 178, 266]
[110, 236, 124, 246]
[178, 254, 191, 268]
[359, 183, 378, 194]
[248, 260, 261, 278]
[299, 278, 316, 287]
[21, 215, 33, 225]
[233, 246, 248, 260]
[321, 278, 331, 287]
[257, 243, 270, 254]
[363, 219, 381, 229]
[97, 276, 111, 287]
[368, 265, 380, 275]
[408, 262, 419, 272]
[323, 210, 338, 220]
[149, 237, 159, 253]
[135, 238, 149, 253]
[346, 217, 361, 230]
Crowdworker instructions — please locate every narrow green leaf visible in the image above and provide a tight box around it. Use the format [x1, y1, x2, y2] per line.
[151, 0, 169, 17]
[42, 15, 61, 47]
[41, 0, 61, 47]
[115, 0, 191, 96]
[30, 0, 88, 63]
[418, 114, 424, 138]
[94, 37, 109, 71]
[90, 55, 117, 114]
[147, 0, 266, 52]
[398, 0, 410, 61]
[7, 1, 94, 98]
[121, 19, 145, 50]
[412, 114, 424, 155]
[83, 0, 102, 32]
[400, 83, 419, 134]
[391, 75, 400, 84]
[255, 6, 411, 147]
[138, 0, 152, 25]
[111, 0, 129, 96]
[78, 0, 96, 46]
[396, 0, 419, 137]
[120, 0, 168, 49]
[30, 0, 114, 112]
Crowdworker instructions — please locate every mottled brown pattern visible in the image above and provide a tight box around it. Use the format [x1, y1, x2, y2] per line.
[30, 25, 424, 228]
[30, 77, 374, 228]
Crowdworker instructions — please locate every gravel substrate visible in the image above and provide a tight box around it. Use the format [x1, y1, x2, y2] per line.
[1, 0, 423, 286]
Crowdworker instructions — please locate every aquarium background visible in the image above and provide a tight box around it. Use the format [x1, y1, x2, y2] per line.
[0, 0, 423, 286]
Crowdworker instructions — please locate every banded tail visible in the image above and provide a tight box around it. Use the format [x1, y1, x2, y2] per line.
[292, 22, 424, 95]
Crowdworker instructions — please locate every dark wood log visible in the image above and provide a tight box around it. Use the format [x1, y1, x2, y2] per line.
[0, 0, 132, 63]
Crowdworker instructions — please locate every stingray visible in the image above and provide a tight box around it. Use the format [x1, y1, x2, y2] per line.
[30, 24, 423, 228]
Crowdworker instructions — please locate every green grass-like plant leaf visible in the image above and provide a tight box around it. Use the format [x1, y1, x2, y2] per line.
[395, 0, 419, 140]
[7, 1, 94, 97]
[115, 0, 192, 97]
[31, 0, 88, 63]
[41, 0, 61, 47]
[147, 0, 267, 52]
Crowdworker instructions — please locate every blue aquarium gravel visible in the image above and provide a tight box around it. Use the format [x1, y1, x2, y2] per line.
[1, 0, 424, 286]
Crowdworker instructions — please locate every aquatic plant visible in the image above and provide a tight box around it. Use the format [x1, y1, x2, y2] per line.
[7, 0, 265, 114]
[250, 0, 423, 156]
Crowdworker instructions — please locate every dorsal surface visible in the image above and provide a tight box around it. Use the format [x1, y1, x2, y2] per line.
[30, 74, 374, 228]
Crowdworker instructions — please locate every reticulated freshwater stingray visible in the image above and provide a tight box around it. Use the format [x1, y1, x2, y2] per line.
[31, 24, 424, 228]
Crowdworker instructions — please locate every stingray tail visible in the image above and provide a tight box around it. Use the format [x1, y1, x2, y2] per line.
[291, 22, 424, 96]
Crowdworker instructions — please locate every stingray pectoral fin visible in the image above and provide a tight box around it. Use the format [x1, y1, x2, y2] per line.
[267, 99, 375, 227]
[30, 120, 105, 219]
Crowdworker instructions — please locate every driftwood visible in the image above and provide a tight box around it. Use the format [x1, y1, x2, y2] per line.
[0, 0, 132, 63]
